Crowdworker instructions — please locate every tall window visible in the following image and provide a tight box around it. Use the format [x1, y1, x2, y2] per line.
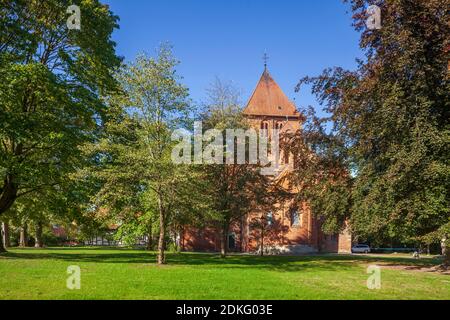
[283, 149, 290, 164]
[290, 210, 299, 226]
[290, 209, 303, 227]
[275, 122, 283, 130]
[260, 121, 269, 136]
[266, 212, 273, 226]
[228, 233, 236, 250]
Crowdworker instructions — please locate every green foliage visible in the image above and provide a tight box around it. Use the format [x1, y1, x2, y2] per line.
[283, 105, 352, 235]
[88, 45, 208, 263]
[0, 0, 121, 218]
[41, 228, 62, 247]
[293, 0, 450, 245]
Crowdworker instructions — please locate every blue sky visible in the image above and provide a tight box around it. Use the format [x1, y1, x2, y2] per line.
[104, 0, 364, 113]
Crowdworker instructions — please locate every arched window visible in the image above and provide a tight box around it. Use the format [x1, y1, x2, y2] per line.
[290, 209, 303, 227]
[260, 121, 269, 136]
[274, 122, 283, 130]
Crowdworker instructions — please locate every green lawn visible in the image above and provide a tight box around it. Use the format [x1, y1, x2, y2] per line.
[0, 247, 448, 300]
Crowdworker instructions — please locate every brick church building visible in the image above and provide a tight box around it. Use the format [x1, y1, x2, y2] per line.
[181, 67, 352, 254]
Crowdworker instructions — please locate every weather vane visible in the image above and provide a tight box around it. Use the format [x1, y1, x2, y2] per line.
[263, 52, 269, 70]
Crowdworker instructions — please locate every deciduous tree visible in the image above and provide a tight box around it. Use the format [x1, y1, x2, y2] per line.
[293, 0, 449, 265]
[0, 0, 121, 251]
[90, 46, 206, 264]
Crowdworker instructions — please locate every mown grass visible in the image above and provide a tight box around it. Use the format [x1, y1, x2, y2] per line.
[0, 247, 448, 300]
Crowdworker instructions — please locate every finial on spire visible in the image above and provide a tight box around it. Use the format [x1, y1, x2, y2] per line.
[263, 52, 269, 70]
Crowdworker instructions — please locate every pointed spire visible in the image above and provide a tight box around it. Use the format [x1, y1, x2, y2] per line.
[263, 52, 269, 71]
[243, 67, 300, 117]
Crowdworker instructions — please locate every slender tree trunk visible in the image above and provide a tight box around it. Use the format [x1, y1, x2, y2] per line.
[146, 223, 153, 251]
[442, 237, 449, 267]
[317, 223, 322, 252]
[2, 221, 10, 248]
[3, 222, 10, 247]
[173, 230, 180, 252]
[240, 216, 245, 252]
[0, 225, 5, 253]
[19, 223, 28, 247]
[181, 227, 186, 252]
[445, 248, 450, 268]
[220, 223, 229, 258]
[157, 193, 166, 265]
[260, 226, 264, 257]
[35, 221, 43, 248]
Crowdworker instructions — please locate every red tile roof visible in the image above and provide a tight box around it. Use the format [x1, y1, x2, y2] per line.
[243, 69, 300, 117]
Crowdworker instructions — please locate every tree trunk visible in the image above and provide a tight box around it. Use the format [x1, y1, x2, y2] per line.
[442, 237, 449, 267]
[2, 222, 10, 248]
[0, 225, 5, 253]
[180, 227, 186, 251]
[157, 193, 166, 265]
[0, 175, 18, 215]
[146, 224, 153, 251]
[19, 223, 28, 247]
[260, 226, 264, 257]
[35, 221, 43, 248]
[445, 248, 450, 268]
[3, 222, 10, 247]
[220, 223, 229, 258]
[173, 231, 180, 252]
[240, 216, 245, 252]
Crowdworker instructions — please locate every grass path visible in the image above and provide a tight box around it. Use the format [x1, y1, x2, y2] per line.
[0, 247, 448, 300]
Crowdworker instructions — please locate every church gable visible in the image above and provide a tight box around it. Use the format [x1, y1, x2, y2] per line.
[243, 69, 300, 117]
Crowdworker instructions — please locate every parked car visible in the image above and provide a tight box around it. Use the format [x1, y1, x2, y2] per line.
[351, 244, 371, 253]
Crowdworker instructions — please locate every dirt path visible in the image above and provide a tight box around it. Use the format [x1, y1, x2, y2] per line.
[376, 263, 450, 275]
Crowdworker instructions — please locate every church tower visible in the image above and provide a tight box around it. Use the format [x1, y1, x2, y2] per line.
[181, 63, 352, 254]
[243, 66, 304, 173]
[243, 67, 303, 143]
[240, 65, 352, 254]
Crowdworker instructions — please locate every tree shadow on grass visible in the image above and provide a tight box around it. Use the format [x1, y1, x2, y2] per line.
[29, 246, 133, 251]
[1, 252, 347, 273]
[1, 251, 155, 264]
[0, 248, 442, 273]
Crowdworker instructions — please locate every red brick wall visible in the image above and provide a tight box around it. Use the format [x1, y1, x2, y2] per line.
[184, 201, 324, 253]
[182, 209, 351, 254]
[181, 109, 353, 254]
[182, 227, 220, 252]
[182, 223, 243, 252]
[320, 234, 338, 253]
[247, 203, 317, 251]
